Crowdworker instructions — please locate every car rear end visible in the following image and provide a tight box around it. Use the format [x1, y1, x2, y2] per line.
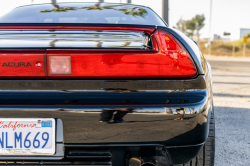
[0, 3, 213, 166]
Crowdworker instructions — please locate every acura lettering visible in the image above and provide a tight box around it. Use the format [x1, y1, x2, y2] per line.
[2, 62, 32, 67]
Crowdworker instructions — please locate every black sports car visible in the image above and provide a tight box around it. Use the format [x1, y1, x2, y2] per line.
[0, 2, 214, 166]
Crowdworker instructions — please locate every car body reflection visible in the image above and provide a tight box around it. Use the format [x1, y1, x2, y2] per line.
[100, 108, 140, 123]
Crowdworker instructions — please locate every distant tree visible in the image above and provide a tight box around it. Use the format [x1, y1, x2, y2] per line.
[194, 14, 205, 39]
[247, 33, 250, 38]
[185, 19, 196, 39]
[173, 18, 187, 35]
[174, 14, 205, 40]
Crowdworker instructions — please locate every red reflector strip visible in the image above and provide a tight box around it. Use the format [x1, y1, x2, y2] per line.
[0, 26, 155, 34]
[47, 52, 165, 78]
[46, 48, 196, 79]
[0, 51, 46, 77]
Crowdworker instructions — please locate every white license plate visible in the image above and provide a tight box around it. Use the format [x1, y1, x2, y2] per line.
[0, 118, 55, 155]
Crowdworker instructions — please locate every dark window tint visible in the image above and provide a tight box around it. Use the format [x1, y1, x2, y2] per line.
[0, 3, 166, 26]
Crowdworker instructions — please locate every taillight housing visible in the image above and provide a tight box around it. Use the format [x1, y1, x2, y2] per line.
[152, 30, 197, 78]
[0, 26, 197, 79]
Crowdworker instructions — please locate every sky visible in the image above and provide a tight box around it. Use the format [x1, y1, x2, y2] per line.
[0, 0, 249, 40]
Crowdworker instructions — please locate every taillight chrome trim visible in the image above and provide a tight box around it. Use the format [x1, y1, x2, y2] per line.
[0, 26, 157, 51]
[0, 31, 154, 50]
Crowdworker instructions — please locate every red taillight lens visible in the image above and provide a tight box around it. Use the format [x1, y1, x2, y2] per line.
[153, 30, 197, 78]
[47, 51, 163, 79]
[49, 56, 72, 75]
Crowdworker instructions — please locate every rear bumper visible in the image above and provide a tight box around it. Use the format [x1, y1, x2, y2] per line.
[0, 76, 213, 165]
[0, 96, 210, 146]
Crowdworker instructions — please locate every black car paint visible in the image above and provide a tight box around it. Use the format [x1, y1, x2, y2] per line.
[0, 6, 212, 165]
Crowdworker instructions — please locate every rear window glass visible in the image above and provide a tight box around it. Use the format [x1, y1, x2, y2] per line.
[0, 3, 166, 26]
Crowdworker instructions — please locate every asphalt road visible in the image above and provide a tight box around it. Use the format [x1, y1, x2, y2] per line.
[206, 56, 250, 166]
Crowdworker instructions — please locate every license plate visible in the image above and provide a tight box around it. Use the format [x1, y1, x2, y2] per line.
[0, 118, 55, 155]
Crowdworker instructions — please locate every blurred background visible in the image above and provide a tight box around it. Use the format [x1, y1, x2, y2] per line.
[1, 0, 250, 57]
[0, 1, 249, 166]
